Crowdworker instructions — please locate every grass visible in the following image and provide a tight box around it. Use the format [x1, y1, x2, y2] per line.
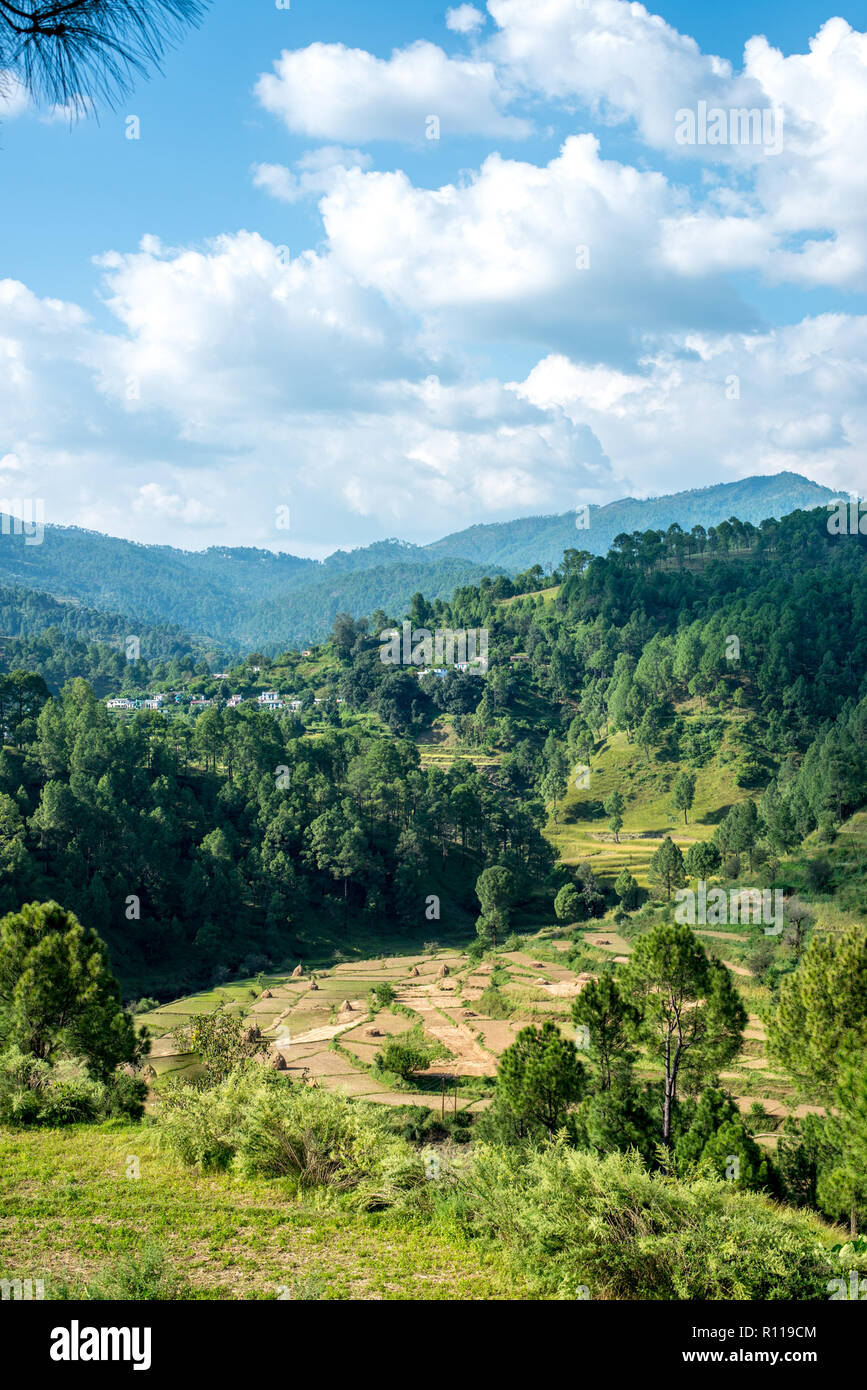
[0, 1122, 527, 1301]
[546, 711, 754, 886]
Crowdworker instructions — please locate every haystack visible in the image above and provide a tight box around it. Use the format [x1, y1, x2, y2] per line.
[241, 1025, 263, 1045]
[437, 964, 449, 978]
[309, 980, 319, 991]
[408, 965, 419, 977]
[261, 989, 273, 999]
[340, 999, 353, 1012]
[291, 965, 303, 978]
[270, 1052, 287, 1071]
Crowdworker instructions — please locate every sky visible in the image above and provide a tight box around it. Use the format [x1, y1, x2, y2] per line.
[1, 0, 866, 558]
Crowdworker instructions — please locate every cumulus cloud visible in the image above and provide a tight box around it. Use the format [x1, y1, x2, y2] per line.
[446, 5, 486, 34]
[4, 3, 867, 550]
[481, 3, 867, 288]
[317, 136, 756, 359]
[254, 40, 530, 142]
[511, 315, 867, 497]
[251, 147, 372, 204]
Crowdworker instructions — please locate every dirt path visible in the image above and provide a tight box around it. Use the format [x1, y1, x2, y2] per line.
[722, 959, 751, 977]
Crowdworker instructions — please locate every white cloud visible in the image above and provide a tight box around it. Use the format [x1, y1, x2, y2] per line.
[4, 4, 867, 552]
[251, 147, 372, 203]
[446, 5, 486, 34]
[254, 40, 530, 142]
[480, 3, 867, 288]
[318, 136, 754, 356]
[511, 315, 867, 498]
[133, 483, 215, 526]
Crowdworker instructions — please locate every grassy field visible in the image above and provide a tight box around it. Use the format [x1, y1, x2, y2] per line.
[547, 711, 752, 885]
[0, 1123, 527, 1300]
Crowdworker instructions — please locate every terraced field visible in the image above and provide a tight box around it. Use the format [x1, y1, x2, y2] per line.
[139, 942, 601, 1107]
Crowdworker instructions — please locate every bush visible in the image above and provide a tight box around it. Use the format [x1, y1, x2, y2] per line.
[0, 1047, 146, 1126]
[805, 856, 833, 892]
[370, 982, 396, 1008]
[476, 985, 513, 1019]
[85, 1244, 190, 1301]
[129, 997, 160, 1014]
[158, 1067, 424, 1208]
[375, 1031, 435, 1083]
[436, 1143, 836, 1300]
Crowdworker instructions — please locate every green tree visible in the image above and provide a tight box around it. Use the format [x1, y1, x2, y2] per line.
[684, 841, 721, 880]
[614, 868, 640, 911]
[648, 835, 686, 901]
[816, 1050, 867, 1236]
[767, 925, 867, 1101]
[623, 922, 746, 1145]
[603, 789, 625, 842]
[571, 974, 639, 1091]
[376, 1031, 433, 1083]
[496, 1023, 585, 1140]
[0, 900, 146, 1079]
[636, 706, 663, 763]
[476, 865, 516, 936]
[672, 771, 696, 826]
[174, 1011, 262, 1083]
[675, 1086, 769, 1190]
[554, 883, 582, 924]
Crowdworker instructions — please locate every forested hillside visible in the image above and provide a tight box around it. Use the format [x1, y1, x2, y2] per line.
[2, 504, 866, 1000]
[426, 471, 836, 569]
[0, 472, 835, 648]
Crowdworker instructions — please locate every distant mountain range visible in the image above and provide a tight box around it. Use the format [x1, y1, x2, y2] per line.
[425, 472, 838, 570]
[0, 472, 839, 651]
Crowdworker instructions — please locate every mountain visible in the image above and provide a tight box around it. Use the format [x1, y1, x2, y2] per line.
[0, 523, 504, 651]
[0, 473, 839, 649]
[423, 472, 839, 571]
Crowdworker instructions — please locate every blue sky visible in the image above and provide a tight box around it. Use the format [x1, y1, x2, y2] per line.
[2, 0, 866, 555]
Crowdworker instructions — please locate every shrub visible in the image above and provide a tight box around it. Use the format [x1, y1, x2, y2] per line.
[158, 1067, 424, 1208]
[85, 1244, 190, 1301]
[441, 1143, 835, 1300]
[172, 1011, 262, 1083]
[805, 856, 833, 892]
[476, 985, 513, 1020]
[375, 1031, 435, 1083]
[370, 982, 396, 1009]
[129, 997, 160, 1014]
[0, 1047, 146, 1126]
